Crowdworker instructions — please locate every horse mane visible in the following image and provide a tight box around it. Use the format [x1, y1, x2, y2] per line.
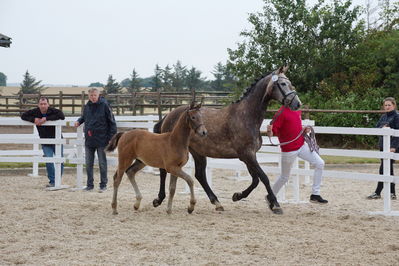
[234, 72, 272, 103]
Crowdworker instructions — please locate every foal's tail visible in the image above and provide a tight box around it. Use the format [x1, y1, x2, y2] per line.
[105, 132, 124, 152]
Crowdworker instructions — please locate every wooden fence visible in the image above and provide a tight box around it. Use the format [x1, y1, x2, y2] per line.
[0, 91, 385, 119]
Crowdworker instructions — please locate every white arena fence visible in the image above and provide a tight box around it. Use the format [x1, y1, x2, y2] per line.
[0, 116, 398, 216]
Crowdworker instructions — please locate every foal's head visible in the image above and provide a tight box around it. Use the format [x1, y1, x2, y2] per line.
[187, 102, 207, 137]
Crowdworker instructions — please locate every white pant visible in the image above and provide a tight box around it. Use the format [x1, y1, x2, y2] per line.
[273, 143, 325, 196]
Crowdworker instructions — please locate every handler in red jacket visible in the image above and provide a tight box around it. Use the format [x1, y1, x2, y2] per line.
[267, 106, 328, 203]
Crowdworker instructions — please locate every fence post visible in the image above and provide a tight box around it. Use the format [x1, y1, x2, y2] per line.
[59, 91, 63, 111]
[76, 125, 84, 189]
[116, 95, 120, 115]
[81, 91, 85, 114]
[382, 132, 392, 213]
[157, 89, 162, 120]
[72, 98, 75, 114]
[132, 92, 137, 116]
[28, 126, 39, 177]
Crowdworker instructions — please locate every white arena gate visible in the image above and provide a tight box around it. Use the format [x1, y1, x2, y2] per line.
[0, 116, 398, 216]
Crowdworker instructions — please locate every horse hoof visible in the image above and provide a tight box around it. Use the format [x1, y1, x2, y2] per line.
[188, 208, 194, 214]
[232, 192, 242, 202]
[112, 210, 118, 215]
[215, 206, 224, 211]
[134, 205, 139, 211]
[153, 199, 161, 208]
[272, 207, 283, 215]
[166, 209, 172, 215]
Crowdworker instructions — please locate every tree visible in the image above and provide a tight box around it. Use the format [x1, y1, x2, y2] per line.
[103, 74, 121, 94]
[186, 67, 205, 91]
[89, 82, 104, 87]
[211, 62, 225, 91]
[0, 72, 6, 86]
[120, 78, 131, 88]
[172, 60, 187, 91]
[227, 0, 364, 93]
[19, 70, 45, 94]
[150, 64, 162, 92]
[128, 68, 142, 93]
[161, 65, 174, 92]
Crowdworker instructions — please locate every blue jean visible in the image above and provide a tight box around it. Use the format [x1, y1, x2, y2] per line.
[42, 144, 64, 184]
[85, 146, 108, 189]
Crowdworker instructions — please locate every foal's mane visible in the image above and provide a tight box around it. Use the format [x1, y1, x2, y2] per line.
[234, 72, 272, 104]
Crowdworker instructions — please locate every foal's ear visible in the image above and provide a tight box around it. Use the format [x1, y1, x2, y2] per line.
[195, 103, 202, 109]
[189, 101, 195, 109]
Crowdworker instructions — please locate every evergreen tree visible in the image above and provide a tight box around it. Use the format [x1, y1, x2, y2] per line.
[172, 60, 187, 91]
[19, 70, 45, 94]
[0, 72, 6, 86]
[211, 62, 225, 91]
[161, 65, 174, 92]
[128, 68, 141, 93]
[186, 67, 205, 91]
[103, 74, 121, 94]
[151, 64, 162, 92]
[120, 78, 131, 88]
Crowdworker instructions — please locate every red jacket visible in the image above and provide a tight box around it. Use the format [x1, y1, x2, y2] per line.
[272, 106, 304, 152]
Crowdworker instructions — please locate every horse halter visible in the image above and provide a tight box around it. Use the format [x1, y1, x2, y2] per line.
[271, 74, 297, 106]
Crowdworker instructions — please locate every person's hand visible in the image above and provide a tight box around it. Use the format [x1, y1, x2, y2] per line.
[266, 125, 273, 137]
[34, 118, 41, 126]
[304, 126, 311, 134]
[74, 122, 80, 127]
[390, 148, 396, 152]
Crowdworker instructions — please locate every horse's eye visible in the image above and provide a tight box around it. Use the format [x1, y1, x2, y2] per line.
[281, 82, 286, 86]
[191, 116, 195, 119]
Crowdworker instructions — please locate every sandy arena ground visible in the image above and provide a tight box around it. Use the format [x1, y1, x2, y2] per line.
[1, 164, 399, 265]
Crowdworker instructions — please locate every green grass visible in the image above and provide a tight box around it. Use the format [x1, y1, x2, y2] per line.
[321, 156, 379, 164]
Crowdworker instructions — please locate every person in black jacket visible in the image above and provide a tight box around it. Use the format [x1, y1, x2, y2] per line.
[21, 97, 65, 187]
[367, 97, 399, 200]
[74, 88, 117, 192]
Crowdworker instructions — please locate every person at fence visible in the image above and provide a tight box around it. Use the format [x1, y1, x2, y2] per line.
[266, 106, 328, 204]
[367, 97, 399, 200]
[21, 96, 65, 188]
[74, 88, 117, 192]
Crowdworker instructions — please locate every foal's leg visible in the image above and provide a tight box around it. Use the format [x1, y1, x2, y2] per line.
[191, 150, 224, 211]
[112, 157, 136, 215]
[111, 168, 125, 215]
[125, 160, 146, 210]
[166, 174, 177, 214]
[153, 168, 167, 207]
[168, 169, 196, 214]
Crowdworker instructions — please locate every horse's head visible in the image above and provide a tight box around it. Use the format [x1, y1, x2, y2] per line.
[265, 66, 301, 110]
[187, 102, 207, 137]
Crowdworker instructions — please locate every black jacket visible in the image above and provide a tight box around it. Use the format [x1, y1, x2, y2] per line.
[21, 107, 65, 139]
[77, 97, 117, 148]
[376, 110, 399, 151]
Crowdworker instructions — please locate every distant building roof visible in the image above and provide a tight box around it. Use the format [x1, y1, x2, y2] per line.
[0, 33, 12, 48]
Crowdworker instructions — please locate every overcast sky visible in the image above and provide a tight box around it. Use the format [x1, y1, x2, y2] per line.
[0, 0, 371, 86]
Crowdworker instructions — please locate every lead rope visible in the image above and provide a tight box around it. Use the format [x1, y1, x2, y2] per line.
[303, 126, 319, 153]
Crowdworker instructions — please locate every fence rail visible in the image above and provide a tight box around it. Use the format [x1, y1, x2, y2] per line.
[0, 91, 385, 118]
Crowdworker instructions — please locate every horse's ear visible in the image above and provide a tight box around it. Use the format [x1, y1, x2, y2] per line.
[196, 103, 202, 109]
[189, 101, 195, 109]
[282, 65, 289, 73]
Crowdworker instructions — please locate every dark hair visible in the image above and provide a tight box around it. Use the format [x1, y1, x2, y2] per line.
[39, 96, 49, 103]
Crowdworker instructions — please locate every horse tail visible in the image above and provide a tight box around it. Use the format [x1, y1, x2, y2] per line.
[105, 132, 124, 152]
[153, 115, 167, 134]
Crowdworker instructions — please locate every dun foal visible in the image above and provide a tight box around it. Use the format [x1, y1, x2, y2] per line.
[106, 103, 207, 214]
